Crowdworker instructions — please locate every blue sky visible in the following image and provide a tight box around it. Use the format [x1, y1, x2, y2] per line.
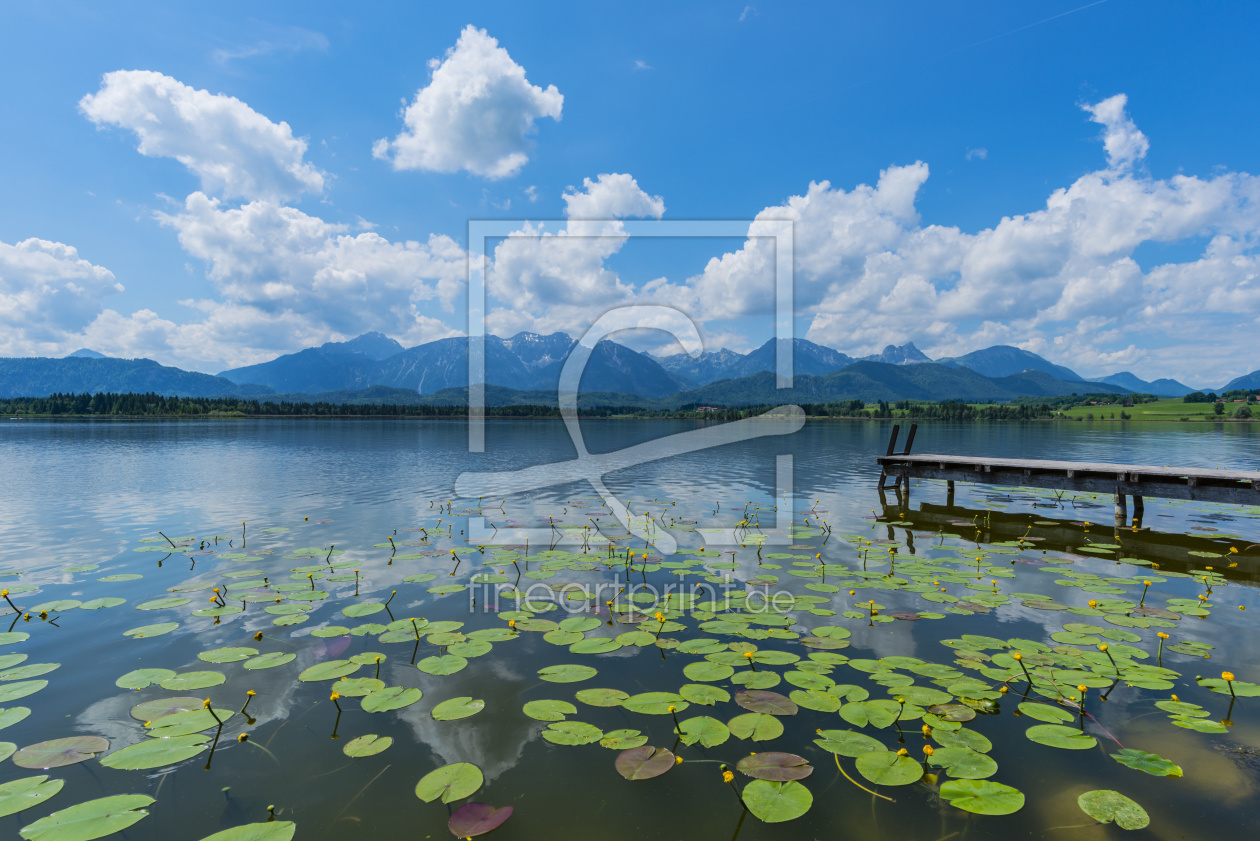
[2, 1, 1259, 386]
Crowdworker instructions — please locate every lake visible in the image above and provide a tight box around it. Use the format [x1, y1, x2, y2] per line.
[0, 418, 1257, 840]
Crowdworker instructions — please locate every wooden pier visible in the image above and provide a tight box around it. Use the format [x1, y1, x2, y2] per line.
[876, 423, 1260, 524]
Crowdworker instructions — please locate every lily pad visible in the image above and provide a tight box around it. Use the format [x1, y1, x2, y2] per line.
[0, 775, 64, 819]
[575, 688, 628, 707]
[243, 652, 295, 670]
[523, 700, 576, 722]
[814, 729, 884, 757]
[298, 660, 359, 682]
[677, 716, 730, 748]
[129, 697, 202, 722]
[728, 712, 784, 741]
[198, 647, 258, 664]
[13, 737, 109, 769]
[418, 655, 467, 676]
[940, 779, 1025, 815]
[344, 734, 392, 758]
[363, 687, 422, 713]
[18, 793, 154, 841]
[538, 664, 597, 683]
[1078, 789, 1149, 830]
[123, 623, 178, 639]
[542, 721, 603, 745]
[741, 779, 812, 823]
[1111, 748, 1182, 777]
[147, 709, 235, 738]
[1017, 702, 1074, 723]
[615, 745, 676, 779]
[0, 682, 47, 703]
[737, 751, 813, 781]
[448, 803, 513, 839]
[195, 823, 297, 841]
[432, 697, 485, 721]
[101, 735, 209, 770]
[855, 751, 924, 785]
[115, 668, 175, 690]
[735, 690, 798, 716]
[415, 762, 483, 803]
[158, 671, 226, 691]
[1026, 724, 1097, 750]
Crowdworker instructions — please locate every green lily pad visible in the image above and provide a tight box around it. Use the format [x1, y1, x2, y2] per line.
[115, 668, 175, 690]
[615, 745, 676, 779]
[18, 793, 154, 840]
[0, 682, 47, 703]
[129, 697, 202, 722]
[432, 697, 485, 721]
[0, 633, 29, 646]
[342, 602, 386, 618]
[298, 660, 359, 682]
[523, 700, 576, 722]
[1111, 748, 1182, 777]
[198, 647, 258, 664]
[415, 762, 483, 804]
[79, 598, 125, 610]
[1017, 702, 1075, 723]
[332, 678, 385, 698]
[158, 671, 226, 691]
[679, 684, 730, 706]
[123, 623, 178, 639]
[13, 737, 109, 769]
[741, 779, 812, 823]
[683, 661, 735, 682]
[940, 780, 1025, 815]
[98, 574, 143, 582]
[417, 655, 467, 676]
[100, 736, 208, 770]
[575, 688, 628, 707]
[0, 775, 64, 819]
[623, 692, 688, 715]
[1026, 724, 1097, 750]
[1078, 789, 1150, 829]
[814, 729, 884, 757]
[195, 822, 297, 841]
[147, 709, 235, 738]
[677, 716, 730, 748]
[343, 734, 392, 758]
[0, 707, 31, 730]
[599, 729, 647, 750]
[135, 597, 190, 611]
[728, 712, 784, 741]
[243, 652, 295, 670]
[363, 687, 422, 713]
[855, 751, 924, 785]
[542, 721, 603, 745]
[538, 664, 597, 683]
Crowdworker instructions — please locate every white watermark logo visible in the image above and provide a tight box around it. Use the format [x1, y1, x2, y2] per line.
[456, 219, 799, 552]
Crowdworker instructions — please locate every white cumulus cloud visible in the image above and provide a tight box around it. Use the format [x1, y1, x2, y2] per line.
[373, 25, 563, 179]
[0, 238, 123, 355]
[80, 70, 325, 202]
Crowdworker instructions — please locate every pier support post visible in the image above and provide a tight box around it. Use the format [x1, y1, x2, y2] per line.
[946, 480, 955, 507]
[1114, 489, 1127, 527]
[1132, 494, 1144, 528]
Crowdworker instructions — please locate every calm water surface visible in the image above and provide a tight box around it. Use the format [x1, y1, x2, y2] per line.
[0, 418, 1257, 840]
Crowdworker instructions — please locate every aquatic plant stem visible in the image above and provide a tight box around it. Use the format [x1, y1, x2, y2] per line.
[834, 753, 894, 802]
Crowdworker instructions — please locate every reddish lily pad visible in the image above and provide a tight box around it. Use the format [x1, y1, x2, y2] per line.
[615, 746, 677, 780]
[13, 737, 109, 769]
[736, 752, 813, 781]
[448, 803, 514, 838]
[735, 690, 798, 716]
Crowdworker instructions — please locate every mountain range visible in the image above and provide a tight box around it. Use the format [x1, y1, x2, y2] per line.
[0, 330, 1243, 405]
